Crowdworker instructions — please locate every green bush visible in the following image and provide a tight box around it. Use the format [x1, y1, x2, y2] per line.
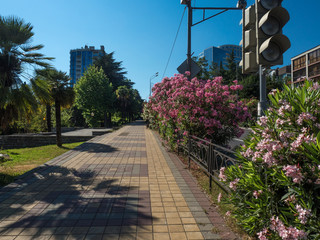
[221, 81, 320, 239]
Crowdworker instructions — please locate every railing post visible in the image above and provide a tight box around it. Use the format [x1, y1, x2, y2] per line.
[177, 133, 180, 156]
[188, 135, 191, 169]
[208, 144, 212, 192]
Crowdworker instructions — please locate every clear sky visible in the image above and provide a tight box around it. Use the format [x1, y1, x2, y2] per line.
[1, 0, 320, 100]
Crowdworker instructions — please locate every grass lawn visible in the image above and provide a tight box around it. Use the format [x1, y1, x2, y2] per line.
[0, 142, 84, 186]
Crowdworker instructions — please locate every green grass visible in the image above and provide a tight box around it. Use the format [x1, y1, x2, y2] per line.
[0, 142, 84, 186]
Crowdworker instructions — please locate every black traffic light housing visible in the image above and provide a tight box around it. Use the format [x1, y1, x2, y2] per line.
[255, 0, 291, 66]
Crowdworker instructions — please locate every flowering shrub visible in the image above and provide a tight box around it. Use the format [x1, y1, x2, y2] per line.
[222, 81, 320, 239]
[143, 73, 250, 147]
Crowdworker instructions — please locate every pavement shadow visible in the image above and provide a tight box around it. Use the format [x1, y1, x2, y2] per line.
[72, 142, 118, 153]
[0, 164, 154, 238]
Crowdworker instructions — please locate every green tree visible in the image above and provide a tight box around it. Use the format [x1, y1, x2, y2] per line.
[127, 89, 143, 121]
[116, 85, 131, 122]
[75, 66, 115, 128]
[48, 70, 74, 147]
[224, 50, 242, 84]
[34, 68, 55, 132]
[238, 74, 260, 99]
[193, 57, 211, 79]
[93, 52, 131, 91]
[0, 16, 52, 132]
[239, 73, 284, 99]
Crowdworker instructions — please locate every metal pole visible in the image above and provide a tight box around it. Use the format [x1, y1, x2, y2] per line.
[149, 76, 151, 98]
[187, 0, 192, 79]
[258, 65, 267, 117]
[242, 7, 245, 75]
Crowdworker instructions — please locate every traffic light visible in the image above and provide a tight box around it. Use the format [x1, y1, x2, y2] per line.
[240, 5, 259, 74]
[255, 0, 291, 66]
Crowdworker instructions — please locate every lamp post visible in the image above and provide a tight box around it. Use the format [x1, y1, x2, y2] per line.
[149, 72, 159, 98]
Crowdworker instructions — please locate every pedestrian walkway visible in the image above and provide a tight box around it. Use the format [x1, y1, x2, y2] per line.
[0, 121, 238, 240]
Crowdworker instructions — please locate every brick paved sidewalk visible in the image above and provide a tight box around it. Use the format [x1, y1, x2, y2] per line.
[0, 121, 239, 240]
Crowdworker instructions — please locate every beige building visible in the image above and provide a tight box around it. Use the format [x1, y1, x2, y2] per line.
[291, 45, 320, 85]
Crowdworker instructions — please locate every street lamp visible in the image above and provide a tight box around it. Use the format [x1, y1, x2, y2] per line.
[149, 72, 159, 97]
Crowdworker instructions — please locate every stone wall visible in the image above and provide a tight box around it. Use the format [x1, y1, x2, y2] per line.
[0, 135, 92, 149]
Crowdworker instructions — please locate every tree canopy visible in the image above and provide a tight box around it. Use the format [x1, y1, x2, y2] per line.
[0, 16, 52, 133]
[74, 66, 115, 127]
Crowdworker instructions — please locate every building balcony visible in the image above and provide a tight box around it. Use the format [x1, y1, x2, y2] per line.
[309, 69, 320, 79]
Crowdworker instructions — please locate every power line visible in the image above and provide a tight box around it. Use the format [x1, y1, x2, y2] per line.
[162, 7, 187, 79]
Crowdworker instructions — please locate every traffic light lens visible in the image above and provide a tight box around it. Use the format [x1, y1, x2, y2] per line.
[262, 42, 281, 62]
[261, 17, 280, 35]
[260, 0, 280, 10]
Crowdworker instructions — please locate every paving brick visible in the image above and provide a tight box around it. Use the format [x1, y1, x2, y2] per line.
[0, 122, 242, 239]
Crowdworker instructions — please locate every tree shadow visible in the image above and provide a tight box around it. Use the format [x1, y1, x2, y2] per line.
[0, 164, 154, 238]
[71, 142, 118, 153]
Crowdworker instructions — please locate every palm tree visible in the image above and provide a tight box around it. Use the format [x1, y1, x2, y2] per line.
[0, 16, 52, 132]
[34, 68, 55, 132]
[43, 69, 74, 147]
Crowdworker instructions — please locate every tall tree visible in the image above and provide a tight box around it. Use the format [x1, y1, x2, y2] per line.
[194, 57, 210, 79]
[74, 66, 114, 127]
[40, 69, 74, 147]
[93, 52, 130, 91]
[34, 68, 55, 132]
[0, 16, 52, 132]
[224, 50, 238, 84]
[116, 86, 131, 122]
[128, 89, 143, 121]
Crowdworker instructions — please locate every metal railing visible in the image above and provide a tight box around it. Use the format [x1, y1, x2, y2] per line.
[177, 135, 237, 193]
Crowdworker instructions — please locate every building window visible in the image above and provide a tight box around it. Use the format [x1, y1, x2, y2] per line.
[293, 56, 306, 70]
[309, 49, 320, 65]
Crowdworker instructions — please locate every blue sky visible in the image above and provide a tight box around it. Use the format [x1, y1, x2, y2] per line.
[1, 0, 320, 100]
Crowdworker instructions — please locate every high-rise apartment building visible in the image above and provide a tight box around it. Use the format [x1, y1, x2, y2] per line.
[291, 45, 320, 85]
[69, 45, 105, 86]
[198, 44, 242, 70]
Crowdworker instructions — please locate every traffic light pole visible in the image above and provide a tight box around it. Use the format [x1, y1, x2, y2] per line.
[183, 0, 245, 79]
[258, 65, 267, 117]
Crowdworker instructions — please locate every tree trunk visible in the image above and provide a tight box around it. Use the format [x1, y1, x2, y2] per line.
[104, 112, 107, 127]
[107, 112, 112, 128]
[55, 99, 62, 147]
[46, 104, 52, 132]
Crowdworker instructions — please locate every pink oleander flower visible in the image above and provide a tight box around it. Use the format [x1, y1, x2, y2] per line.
[295, 204, 311, 224]
[225, 211, 231, 217]
[296, 112, 316, 125]
[229, 178, 240, 190]
[242, 148, 253, 158]
[257, 228, 268, 240]
[217, 193, 222, 203]
[284, 195, 297, 204]
[312, 82, 320, 90]
[283, 165, 304, 184]
[253, 190, 263, 199]
[258, 116, 268, 127]
[219, 167, 227, 181]
[270, 216, 307, 240]
[269, 89, 277, 96]
[262, 152, 277, 167]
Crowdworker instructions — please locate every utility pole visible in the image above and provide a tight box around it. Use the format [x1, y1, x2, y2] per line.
[180, 0, 244, 79]
[187, 0, 192, 79]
